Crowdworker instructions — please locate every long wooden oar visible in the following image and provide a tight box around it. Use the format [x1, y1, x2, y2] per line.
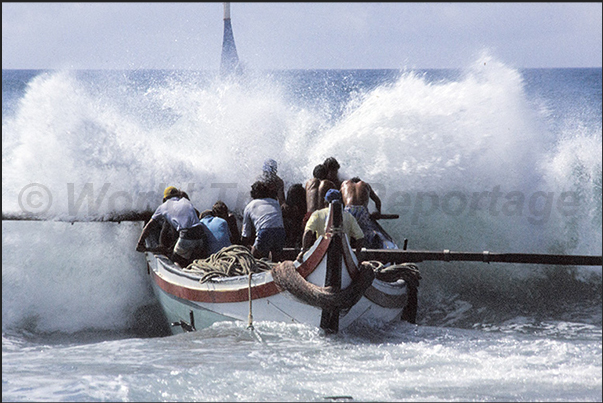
[359, 249, 602, 266]
[280, 248, 602, 266]
[2, 212, 153, 223]
[363, 214, 602, 266]
[375, 214, 399, 220]
[4, 213, 601, 266]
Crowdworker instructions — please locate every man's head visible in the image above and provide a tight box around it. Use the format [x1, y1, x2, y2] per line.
[212, 200, 229, 219]
[163, 186, 180, 202]
[323, 157, 340, 172]
[324, 189, 343, 204]
[263, 159, 278, 175]
[286, 183, 306, 209]
[250, 181, 275, 200]
[313, 164, 327, 180]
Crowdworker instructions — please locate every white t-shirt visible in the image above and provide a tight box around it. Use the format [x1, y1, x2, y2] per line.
[151, 197, 201, 232]
[241, 198, 284, 237]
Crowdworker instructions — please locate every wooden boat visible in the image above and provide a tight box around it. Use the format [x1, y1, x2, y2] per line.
[142, 201, 419, 335]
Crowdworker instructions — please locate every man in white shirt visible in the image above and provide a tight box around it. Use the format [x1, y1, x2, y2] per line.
[136, 186, 207, 267]
[241, 181, 286, 262]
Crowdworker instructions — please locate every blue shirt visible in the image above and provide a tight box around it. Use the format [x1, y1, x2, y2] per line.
[200, 215, 232, 254]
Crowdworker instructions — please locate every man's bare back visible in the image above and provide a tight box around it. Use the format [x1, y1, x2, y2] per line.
[305, 178, 337, 213]
[340, 177, 382, 215]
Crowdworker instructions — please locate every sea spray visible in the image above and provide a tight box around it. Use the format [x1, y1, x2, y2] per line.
[308, 58, 590, 256]
[3, 62, 600, 255]
[2, 70, 329, 219]
[1, 221, 156, 334]
[2, 60, 601, 332]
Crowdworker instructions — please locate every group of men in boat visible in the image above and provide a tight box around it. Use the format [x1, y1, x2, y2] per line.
[135, 157, 385, 268]
[135, 187, 237, 267]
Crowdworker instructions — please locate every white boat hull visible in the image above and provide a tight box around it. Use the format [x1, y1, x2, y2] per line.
[143, 203, 412, 335]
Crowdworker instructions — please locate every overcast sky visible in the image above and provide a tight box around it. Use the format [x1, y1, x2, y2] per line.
[2, 2, 602, 70]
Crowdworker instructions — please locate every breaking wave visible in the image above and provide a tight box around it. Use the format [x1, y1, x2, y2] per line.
[2, 56, 601, 334]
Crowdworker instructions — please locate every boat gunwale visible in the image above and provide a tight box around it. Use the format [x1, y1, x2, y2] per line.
[146, 233, 335, 303]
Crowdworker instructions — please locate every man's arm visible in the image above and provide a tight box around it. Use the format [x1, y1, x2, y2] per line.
[240, 207, 255, 248]
[136, 219, 160, 252]
[368, 184, 382, 218]
[276, 176, 286, 206]
[318, 180, 337, 209]
[227, 214, 241, 245]
[351, 237, 364, 257]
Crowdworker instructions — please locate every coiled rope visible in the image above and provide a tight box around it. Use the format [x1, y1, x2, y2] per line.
[361, 261, 421, 324]
[272, 261, 375, 311]
[362, 261, 422, 287]
[185, 245, 277, 283]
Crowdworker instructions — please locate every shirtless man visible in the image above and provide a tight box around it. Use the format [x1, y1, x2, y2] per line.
[340, 177, 383, 248]
[303, 164, 337, 230]
[323, 157, 342, 189]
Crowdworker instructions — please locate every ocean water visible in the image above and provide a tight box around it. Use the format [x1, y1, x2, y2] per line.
[2, 59, 601, 401]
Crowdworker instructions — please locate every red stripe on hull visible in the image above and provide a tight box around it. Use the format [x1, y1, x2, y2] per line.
[150, 236, 332, 304]
[151, 270, 280, 303]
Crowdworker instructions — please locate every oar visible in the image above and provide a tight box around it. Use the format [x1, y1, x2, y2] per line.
[359, 249, 602, 266]
[375, 213, 399, 220]
[5, 213, 601, 266]
[279, 248, 602, 266]
[3, 212, 400, 222]
[2, 212, 154, 223]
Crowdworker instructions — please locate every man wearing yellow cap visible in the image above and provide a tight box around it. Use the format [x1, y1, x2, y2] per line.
[136, 186, 208, 267]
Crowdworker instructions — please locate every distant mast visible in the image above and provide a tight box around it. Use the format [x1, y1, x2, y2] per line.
[220, 2, 241, 76]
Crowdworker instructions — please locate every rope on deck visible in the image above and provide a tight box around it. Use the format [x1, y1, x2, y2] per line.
[185, 245, 276, 283]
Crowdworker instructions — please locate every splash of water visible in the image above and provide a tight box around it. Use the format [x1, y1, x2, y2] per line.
[2, 58, 601, 332]
[2, 60, 600, 252]
[2, 221, 155, 334]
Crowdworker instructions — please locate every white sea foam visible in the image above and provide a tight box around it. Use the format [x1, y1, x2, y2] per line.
[1, 221, 153, 333]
